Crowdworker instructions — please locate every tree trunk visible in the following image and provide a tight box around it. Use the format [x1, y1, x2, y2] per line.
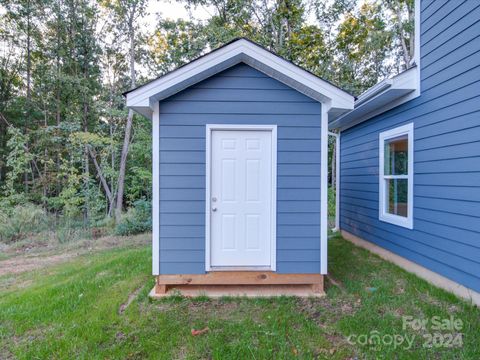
[25, 0, 32, 193]
[395, 0, 411, 68]
[109, 113, 116, 216]
[83, 68, 90, 225]
[43, 102, 48, 211]
[54, 5, 61, 200]
[115, 17, 136, 223]
[116, 108, 133, 222]
[0, 113, 5, 182]
[88, 146, 113, 205]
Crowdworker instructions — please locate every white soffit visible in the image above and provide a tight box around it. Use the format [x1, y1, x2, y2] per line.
[329, 66, 419, 131]
[125, 38, 354, 119]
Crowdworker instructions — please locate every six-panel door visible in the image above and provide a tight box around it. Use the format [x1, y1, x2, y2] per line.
[210, 129, 274, 268]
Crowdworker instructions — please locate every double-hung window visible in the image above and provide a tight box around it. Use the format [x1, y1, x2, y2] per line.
[379, 123, 414, 229]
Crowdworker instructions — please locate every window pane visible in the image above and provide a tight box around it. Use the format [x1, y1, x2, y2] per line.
[384, 135, 408, 175]
[386, 178, 408, 217]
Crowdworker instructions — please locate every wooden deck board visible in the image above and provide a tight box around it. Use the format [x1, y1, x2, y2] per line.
[156, 272, 323, 286]
[149, 284, 325, 298]
[151, 272, 324, 298]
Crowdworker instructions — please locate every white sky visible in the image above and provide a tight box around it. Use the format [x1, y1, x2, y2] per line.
[0, 1, 212, 29]
[144, 0, 319, 28]
[144, 0, 214, 29]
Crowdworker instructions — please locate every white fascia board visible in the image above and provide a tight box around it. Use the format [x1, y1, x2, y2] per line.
[355, 79, 392, 106]
[329, 66, 419, 131]
[126, 39, 354, 117]
[127, 42, 245, 107]
[238, 43, 354, 109]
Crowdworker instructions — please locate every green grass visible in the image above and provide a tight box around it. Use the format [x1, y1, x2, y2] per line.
[328, 187, 336, 218]
[0, 235, 478, 359]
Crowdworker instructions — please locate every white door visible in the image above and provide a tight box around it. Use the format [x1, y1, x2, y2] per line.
[209, 128, 275, 269]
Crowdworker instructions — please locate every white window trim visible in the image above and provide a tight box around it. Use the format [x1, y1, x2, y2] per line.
[379, 123, 414, 229]
[205, 124, 277, 272]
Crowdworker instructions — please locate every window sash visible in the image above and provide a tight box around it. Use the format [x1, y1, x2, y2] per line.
[383, 175, 408, 180]
[378, 123, 414, 229]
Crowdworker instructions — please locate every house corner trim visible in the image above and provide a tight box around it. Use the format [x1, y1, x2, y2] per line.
[320, 102, 331, 274]
[152, 102, 160, 275]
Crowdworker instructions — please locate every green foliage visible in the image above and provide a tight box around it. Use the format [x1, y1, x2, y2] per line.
[2, 127, 32, 200]
[0, 0, 415, 231]
[146, 19, 208, 74]
[0, 203, 47, 243]
[328, 187, 336, 218]
[115, 199, 152, 236]
[333, 2, 392, 94]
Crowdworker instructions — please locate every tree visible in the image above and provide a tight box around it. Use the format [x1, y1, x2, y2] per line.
[100, 0, 148, 223]
[386, 0, 415, 69]
[332, 2, 393, 94]
[145, 19, 208, 75]
[0, 0, 417, 229]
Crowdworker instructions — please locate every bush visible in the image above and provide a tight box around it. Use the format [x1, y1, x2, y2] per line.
[0, 203, 47, 243]
[115, 199, 152, 236]
[328, 187, 336, 218]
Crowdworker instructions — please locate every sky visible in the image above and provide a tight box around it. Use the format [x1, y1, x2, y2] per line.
[144, 0, 213, 29]
[144, 0, 319, 31]
[0, 1, 213, 30]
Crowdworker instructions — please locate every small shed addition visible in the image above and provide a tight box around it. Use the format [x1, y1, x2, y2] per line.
[126, 38, 354, 296]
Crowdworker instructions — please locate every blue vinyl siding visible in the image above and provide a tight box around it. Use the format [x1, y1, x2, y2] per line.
[339, 0, 480, 292]
[158, 63, 322, 274]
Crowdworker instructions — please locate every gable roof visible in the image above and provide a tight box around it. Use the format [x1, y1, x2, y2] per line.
[125, 38, 354, 119]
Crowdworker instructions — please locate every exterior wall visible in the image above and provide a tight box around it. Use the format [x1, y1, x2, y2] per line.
[158, 63, 322, 274]
[340, 0, 480, 293]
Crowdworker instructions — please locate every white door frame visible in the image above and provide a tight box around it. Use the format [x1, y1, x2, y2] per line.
[205, 124, 277, 272]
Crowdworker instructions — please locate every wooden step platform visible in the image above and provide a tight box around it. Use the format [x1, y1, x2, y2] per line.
[150, 272, 325, 298]
[150, 284, 325, 298]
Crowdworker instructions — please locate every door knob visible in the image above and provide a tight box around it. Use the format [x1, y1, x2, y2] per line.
[212, 207, 217, 212]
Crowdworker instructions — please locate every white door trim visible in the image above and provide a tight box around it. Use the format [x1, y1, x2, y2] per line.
[205, 124, 277, 272]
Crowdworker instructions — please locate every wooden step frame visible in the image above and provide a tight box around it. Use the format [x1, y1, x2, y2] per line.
[154, 272, 324, 295]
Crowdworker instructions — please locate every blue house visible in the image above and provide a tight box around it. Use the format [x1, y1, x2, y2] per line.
[126, 0, 479, 303]
[330, 0, 480, 305]
[126, 38, 354, 296]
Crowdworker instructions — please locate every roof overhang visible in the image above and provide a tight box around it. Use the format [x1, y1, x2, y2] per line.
[125, 38, 354, 119]
[329, 66, 420, 131]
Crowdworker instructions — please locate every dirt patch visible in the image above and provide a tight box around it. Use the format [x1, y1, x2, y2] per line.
[325, 274, 347, 293]
[186, 300, 243, 321]
[0, 346, 16, 360]
[115, 331, 127, 342]
[151, 299, 265, 324]
[119, 286, 143, 314]
[296, 297, 358, 354]
[0, 253, 78, 277]
[394, 279, 407, 295]
[418, 292, 457, 311]
[296, 295, 362, 325]
[0, 233, 150, 277]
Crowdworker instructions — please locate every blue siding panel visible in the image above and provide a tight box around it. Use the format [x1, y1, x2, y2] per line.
[158, 63, 322, 274]
[339, 1, 480, 293]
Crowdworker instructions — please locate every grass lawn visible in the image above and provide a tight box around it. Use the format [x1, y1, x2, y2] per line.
[0, 234, 478, 359]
